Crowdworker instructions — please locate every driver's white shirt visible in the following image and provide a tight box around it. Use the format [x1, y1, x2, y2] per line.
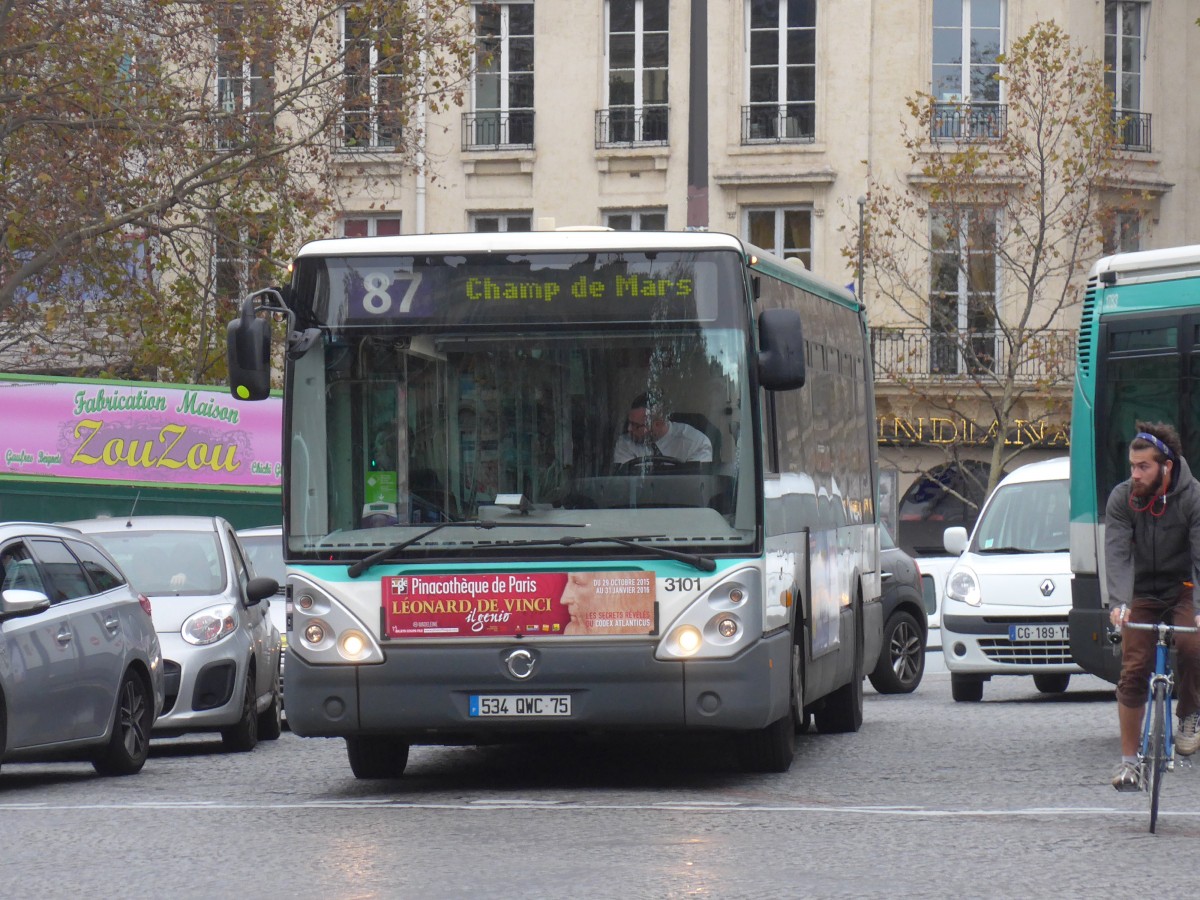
[612, 420, 712, 464]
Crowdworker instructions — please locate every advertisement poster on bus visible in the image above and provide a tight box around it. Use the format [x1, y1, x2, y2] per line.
[382, 571, 656, 638]
[0, 376, 281, 489]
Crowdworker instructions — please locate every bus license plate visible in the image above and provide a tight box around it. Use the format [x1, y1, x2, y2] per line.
[1008, 624, 1068, 642]
[469, 695, 572, 717]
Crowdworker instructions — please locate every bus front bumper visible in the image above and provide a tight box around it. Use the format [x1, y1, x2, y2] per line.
[282, 633, 791, 742]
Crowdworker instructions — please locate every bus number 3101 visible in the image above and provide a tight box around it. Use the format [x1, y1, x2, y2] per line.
[663, 577, 702, 592]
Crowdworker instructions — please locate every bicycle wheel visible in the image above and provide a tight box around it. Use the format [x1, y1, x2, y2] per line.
[1147, 682, 1168, 834]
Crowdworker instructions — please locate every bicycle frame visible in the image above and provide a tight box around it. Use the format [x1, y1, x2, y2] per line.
[1138, 626, 1176, 767]
[1124, 619, 1199, 833]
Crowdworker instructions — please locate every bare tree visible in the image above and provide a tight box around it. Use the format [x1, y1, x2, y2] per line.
[0, 0, 474, 381]
[847, 21, 1141, 498]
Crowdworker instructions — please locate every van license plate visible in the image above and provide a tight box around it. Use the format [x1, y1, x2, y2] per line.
[469, 695, 572, 717]
[1008, 624, 1068, 642]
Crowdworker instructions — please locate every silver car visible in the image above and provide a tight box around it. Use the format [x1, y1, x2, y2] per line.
[67, 516, 282, 752]
[236, 525, 287, 713]
[0, 522, 164, 775]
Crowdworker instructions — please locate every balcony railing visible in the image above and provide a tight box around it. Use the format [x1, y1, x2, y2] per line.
[931, 102, 1007, 142]
[461, 111, 535, 151]
[1112, 108, 1151, 153]
[741, 104, 815, 144]
[870, 327, 1076, 383]
[595, 106, 669, 147]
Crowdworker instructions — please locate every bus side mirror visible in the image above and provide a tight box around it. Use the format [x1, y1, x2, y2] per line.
[227, 297, 273, 401]
[757, 308, 806, 391]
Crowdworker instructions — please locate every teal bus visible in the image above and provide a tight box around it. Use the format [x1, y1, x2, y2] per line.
[1069, 245, 1200, 682]
[227, 230, 881, 776]
[0, 374, 281, 529]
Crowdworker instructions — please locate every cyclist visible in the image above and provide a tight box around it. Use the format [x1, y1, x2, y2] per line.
[1106, 421, 1200, 790]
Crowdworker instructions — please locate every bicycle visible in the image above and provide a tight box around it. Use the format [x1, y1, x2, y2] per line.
[1111, 619, 1199, 833]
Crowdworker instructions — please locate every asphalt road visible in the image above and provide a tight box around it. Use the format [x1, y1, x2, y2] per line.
[3, 659, 1198, 899]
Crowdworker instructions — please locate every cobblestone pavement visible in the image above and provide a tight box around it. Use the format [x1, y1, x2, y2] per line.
[1, 659, 1196, 899]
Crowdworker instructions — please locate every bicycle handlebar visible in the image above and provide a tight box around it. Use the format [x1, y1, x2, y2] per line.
[1124, 622, 1199, 634]
[1107, 620, 1199, 645]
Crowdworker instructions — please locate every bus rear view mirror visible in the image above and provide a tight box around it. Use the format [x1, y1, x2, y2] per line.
[227, 297, 273, 401]
[757, 308, 806, 391]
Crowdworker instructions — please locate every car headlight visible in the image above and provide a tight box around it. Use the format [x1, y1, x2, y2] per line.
[946, 567, 982, 607]
[182, 604, 238, 645]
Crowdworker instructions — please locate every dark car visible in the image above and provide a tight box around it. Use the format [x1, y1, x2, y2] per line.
[869, 524, 929, 694]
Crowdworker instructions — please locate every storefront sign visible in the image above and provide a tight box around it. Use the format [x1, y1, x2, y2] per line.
[0, 378, 281, 488]
[876, 415, 1069, 449]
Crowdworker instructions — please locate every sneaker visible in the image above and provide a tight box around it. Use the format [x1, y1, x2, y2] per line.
[1112, 760, 1142, 791]
[1178, 713, 1200, 756]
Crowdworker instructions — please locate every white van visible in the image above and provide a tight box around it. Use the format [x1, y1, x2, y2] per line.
[940, 456, 1078, 701]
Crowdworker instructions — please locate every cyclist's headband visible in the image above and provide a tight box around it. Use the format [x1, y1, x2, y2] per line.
[1135, 432, 1175, 460]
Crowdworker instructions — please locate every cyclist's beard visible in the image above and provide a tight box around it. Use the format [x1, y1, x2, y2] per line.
[1132, 469, 1164, 498]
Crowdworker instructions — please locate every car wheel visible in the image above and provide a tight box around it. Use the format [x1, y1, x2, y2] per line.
[257, 660, 283, 741]
[1033, 673, 1071, 694]
[347, 736, 410, 779]
[221, 669, 259, 753]
[92, 670, 153, 776]
[868, 610, 926, 694]
[951, 673, 984, 702]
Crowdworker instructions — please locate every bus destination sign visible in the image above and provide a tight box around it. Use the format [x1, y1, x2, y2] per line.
[327, 255, 721, 325]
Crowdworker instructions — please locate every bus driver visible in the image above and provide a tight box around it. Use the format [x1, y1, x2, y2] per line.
[613, 393, 711, 465]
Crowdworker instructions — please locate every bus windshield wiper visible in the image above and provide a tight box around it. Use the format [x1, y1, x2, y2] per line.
[977, 545, 1043, 554]
[486, 535, 717, 572]
[347, 520, 586, 578]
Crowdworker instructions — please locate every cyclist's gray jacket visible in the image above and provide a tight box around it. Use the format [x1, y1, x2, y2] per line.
[1105, 455, 1200, 606]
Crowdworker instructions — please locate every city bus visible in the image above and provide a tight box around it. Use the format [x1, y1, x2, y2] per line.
[0, 373, 281, 528]
[226, 230, 881, 776]
[1069, 245, 1200, 682]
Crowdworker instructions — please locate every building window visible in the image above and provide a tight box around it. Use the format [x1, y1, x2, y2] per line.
[929, 207, 998, 376]
[466, 1, 534, 149]
[743, 0, 815, 143]
[471, 212, 532, 232]
[931, 0, 1004, 141]
[342, 7, 404, 149]
[214, 224, 267, 303]
[746, 208, 811, 269]
[1103, 211, 1141, 256]
[343, 217, 402, 237]
[215, 5, 274, 149]
[1105, 2, 1150, 151]
[599, 0, 669, 145]
[604, 209, 667, 230]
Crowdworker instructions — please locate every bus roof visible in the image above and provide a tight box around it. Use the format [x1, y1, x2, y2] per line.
[295, 230, 750, 259]
[292, 230, 862, 312]
[1090, 244, 1200, 285]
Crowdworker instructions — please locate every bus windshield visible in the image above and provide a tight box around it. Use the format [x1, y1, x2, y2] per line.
[286, 250, 756, 557]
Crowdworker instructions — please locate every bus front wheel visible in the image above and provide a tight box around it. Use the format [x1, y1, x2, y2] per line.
[347, 736, 410, 779]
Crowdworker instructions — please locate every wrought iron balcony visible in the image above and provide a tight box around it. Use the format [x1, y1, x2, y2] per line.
[595, 106, 669, 148]
[1112, 109, 1151, 153]
[741, 104, 815, 144]
[931, 102, 1007, 142]
[870, 327, 1076, 383]
[461, 111, 535, 151]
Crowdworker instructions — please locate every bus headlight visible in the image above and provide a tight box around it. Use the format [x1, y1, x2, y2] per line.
[670, 625, 704, 656]
[339, 631, 370, 661]
[303, 620, 329, 647]
[287, 576, 385, 665]
[947, 567, 982, 607]
[655, 568, 762, 661]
